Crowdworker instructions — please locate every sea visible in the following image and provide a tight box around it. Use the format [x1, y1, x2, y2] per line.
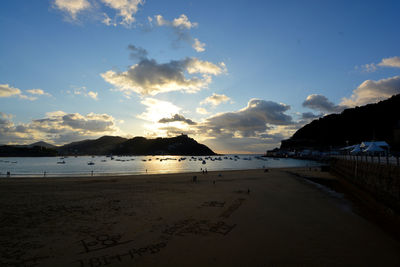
[0, 155, 321, 177]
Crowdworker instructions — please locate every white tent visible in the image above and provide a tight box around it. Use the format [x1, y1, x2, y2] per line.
[350, 144, 362, 154]
[360, 141, 389, 149]
[363, 143, 385, 154]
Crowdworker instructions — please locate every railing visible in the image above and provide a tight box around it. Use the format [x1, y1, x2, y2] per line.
[332, 155, 400, 167]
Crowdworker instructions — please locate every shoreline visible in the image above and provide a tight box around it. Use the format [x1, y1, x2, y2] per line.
[0, 163, 323, 179]
[1, 168, 399, 266]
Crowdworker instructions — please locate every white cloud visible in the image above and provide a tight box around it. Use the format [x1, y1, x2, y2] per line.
[154, 14, 205, 52]
[46, 111, 67, 117]
[0, 84, 44, 101]
[0, 84, 21, 97]
[356, 56, 400, 73]
[18, 95, 38, 101]
[192, 38, 205, 52]
[101, 0, 144, 26]
[53, 0, 91, 20]
[101, 57, 226, 96]
[26, 89, 52, 96]
[302, 94, 345, 113]
[359, 63, 377, 73]
[378, 56, 400, 68]
[87, 91, 98, 100]
[102, 12, 116, 26]
[186, 59, 226, 75]
[341, 76, 400, 107]
[155, 14, 198, 29]
[0, 111, 120, 145]
[200, 93, 231, 107]
[172, 14, 198, 29]
[70, 86, 99, 100]
[196, 107, 209, 115]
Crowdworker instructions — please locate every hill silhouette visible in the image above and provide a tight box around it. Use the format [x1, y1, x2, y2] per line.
[281, 94, 400, 151]
[58, 136, 128, 155]
[111, 135, 215, 155]
[0, 135, 216, 156]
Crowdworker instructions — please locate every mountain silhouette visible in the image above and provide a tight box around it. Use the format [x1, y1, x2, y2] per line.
[0, 135, 216, 156]
[281, 94, 400, 151]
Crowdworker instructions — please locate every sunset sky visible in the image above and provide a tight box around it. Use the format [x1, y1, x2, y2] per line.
[1, 0, 400, 153]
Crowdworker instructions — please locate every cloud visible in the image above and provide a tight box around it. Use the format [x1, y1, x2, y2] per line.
[18, 95, 38, 101]
[101, 0, 144, 26]
[0, 84, 46, 101]
[302, 94, 345, 113]
[158, 114, 197, 125]
[141, 98, 295, 153]
[87, 91, 98, 100]
[356, 56, 400, 73]
[128, 44, 148, 60]
[301, 112, 323, 120]
[200, 93, 231, 107]
[0, 84, 21, 97]
[196, 107, 209, 115]
[101, 57, 226, 96]
[0, 111, 120, 145]
[52, 0, 143, 26]
[153, 14, 205, 52]
[155, 14, 198, 29]
[378, 56, 400, 68]
[102, 12, 116, 26]
[341, 76, 400, 107]
[69, 86, 99, 100]
[26, 89, 52, 96]
[52, 0, 91, 20]
[358, 63, 377, 73]
[198, 99, 293, 138]
[192, 38, 205, 52]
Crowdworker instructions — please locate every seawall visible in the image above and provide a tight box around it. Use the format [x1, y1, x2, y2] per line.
[330, 158, 400, 213]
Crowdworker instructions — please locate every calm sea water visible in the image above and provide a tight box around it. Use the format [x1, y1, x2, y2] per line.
[0, 155, 321, 177]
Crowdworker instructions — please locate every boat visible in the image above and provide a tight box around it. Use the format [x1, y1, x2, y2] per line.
[202, 160, 206, 164]
[87, 161, 95, 165]
[57, 160, 66, 164]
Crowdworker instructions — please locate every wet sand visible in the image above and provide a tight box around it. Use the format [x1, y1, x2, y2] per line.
[1, 168, 399, 266]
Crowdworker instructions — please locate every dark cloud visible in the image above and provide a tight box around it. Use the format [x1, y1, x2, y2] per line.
[301, 112, 323, 120]
[0, 111, 119, 145]
[150, 99, 296, 153]
[101, 57, 225, 96]
[128, 44, 148, 61]
[199, 99, 293, 138]
[302, 94, 345, 113]
[158, 114, 197, 125]
[153, 14, 204, 52]
[159, 126, 198, 137]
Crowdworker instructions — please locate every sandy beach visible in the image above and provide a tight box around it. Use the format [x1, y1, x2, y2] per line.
[1, 168, 399, 266]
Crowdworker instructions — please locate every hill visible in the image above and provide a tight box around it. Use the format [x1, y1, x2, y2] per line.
[280, 94, 400, 151]
[28, 141, 57, 149]
[57, 134, 216, 156]
[111, 135, 216, 156]
[58, 136, 127, 155]
[0, 135, 216, 157]
[0, 145, 58, 157]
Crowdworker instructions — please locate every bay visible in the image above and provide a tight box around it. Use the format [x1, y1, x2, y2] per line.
[0, 155, 321, 177]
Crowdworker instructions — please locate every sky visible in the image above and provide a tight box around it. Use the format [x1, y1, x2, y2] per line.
[1, 0, 400, 153]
